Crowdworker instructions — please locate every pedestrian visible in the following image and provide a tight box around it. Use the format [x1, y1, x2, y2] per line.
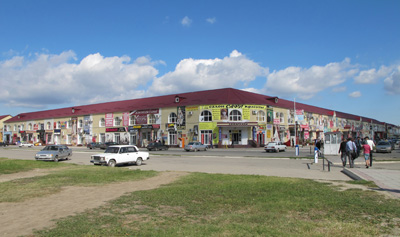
[338, 138, 347, 167]
[365, 136, 376, 167]
[355, 137, 362, 157]
[346, 137, 357, 168]
[362, 140, 371, 168]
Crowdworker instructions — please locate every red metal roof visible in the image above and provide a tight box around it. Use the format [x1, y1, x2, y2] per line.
[3, 88, 390, 125]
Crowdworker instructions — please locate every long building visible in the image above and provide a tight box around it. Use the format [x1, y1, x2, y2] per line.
[2, 88, 399, 147]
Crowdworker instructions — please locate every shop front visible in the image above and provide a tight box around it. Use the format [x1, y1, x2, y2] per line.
[217, 122, 257, 148]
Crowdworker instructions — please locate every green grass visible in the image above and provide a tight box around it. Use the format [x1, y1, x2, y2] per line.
[35, 173, 400, 237]
[0, 158, 158, 202]
[0, 157, 70, 174]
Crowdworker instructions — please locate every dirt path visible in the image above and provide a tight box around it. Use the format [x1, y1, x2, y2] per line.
[0, 171, 188, 237]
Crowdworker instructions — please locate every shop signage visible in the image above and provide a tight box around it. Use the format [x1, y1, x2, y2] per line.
[19, 130, 26, 134]
[128, 127, 138, 133]
[36, 130, 45, 133]
[141, 125, 153, 129]
[217, 122, 257, 127]
[54, 129, 61, 134]
[106, 127, 126, 132]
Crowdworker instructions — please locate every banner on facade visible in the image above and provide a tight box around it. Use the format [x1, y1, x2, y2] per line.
[105, 113, 114, 127]
[177, 106, 186, 129]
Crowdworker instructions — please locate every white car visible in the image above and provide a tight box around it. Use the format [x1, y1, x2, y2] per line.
[19, 142, 33, 148]
[264, 142, 286, 152]
[90, 145, 149, 167]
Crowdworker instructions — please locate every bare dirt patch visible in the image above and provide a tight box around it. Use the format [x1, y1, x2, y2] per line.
[0, 167, 69, 183]
[0, 171, 188, 237]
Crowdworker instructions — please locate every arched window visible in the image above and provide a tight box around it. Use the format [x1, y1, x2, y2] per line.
[256, 111, 265, 122]
[28, 123, 32, 130]
[78, 120, 83, 128]
[99, 118, 105, 127]
[148, 114, 156, 124]
[229, 110, 242, 121]
[13, 125, 17, 131]
[169, 113, 177, 123]
[20, 124, 24, 130]
[200, 110, 212, 122]
[46, 122, 52, 130]
[57, 121, 61, 129]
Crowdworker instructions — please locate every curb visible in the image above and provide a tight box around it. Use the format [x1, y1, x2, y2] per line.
[341, 168, 363, 180]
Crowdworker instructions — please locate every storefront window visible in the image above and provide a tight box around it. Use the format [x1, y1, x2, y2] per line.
[114, 133, 120, 144]
[256, 111, 265, 122]
[200, 110, 212, 122]
[100, 133, 105, 143]
[169, 113, 177, 123]
[229, 110, 242, 121]
[201, 130, 212, 145]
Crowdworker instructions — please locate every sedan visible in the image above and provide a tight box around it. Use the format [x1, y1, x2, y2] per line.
[147, 142, 169, 151]
[19, 142, 33, 148]
[87, 142, 103, 149]
[375, 141, 392, 153]
[184, 142, 208, 152]
[99, 142, 119, 149]
[264, 142, 286, 152]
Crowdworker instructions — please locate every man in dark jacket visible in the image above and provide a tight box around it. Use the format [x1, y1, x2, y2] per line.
[338, 138, 348, 167]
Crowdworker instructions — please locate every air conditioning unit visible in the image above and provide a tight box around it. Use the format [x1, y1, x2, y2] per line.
[188, 111, 193, 115]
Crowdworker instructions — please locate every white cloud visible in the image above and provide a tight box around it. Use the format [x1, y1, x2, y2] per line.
[0, 51, 159, 108]
[384, 65, 400, 95]
[206, 17, 216, 24]
[354, 65, 392, 84]
[147, 50, 267, 96]
[332, 86, 346, 93]
[263, 58, 357, 99]
[181, 16, 192, 27]
[349, 91, 361, 98]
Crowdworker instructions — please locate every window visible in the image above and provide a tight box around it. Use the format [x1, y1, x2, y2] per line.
[77, 120, 83, 128]
[229, 110, 242, 121]
[169, 131, 177, 145]
[100, 133, 105, 143]
[169, 113, 177, 123]
[46, 122, 52, 130]
[28, 123, 32, 130]
[100, 118, 105, 127]
[279, 112, 284, 123]
[114, 117, 121, 126]
[200, 110, 212, 122]
[114, 133, 120, 144]
[256, 111, 265, 122]
[129, 116, 136, 125]
[57, 121, 61, 129]
[13, 125, 17, 131]
[148, 114, 156, 124]
[67, 120, 72, 128]
[201, 130, 213, 145]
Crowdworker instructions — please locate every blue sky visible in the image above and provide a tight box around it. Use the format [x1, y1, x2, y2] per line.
[0, 0, 399, 125]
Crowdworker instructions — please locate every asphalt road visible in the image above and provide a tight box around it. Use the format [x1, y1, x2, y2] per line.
[1, 145, 399, 180]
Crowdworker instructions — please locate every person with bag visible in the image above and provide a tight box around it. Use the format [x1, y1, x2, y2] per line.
[346, 137, 357, 168]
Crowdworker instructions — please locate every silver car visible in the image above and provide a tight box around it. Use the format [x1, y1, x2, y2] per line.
[184, 142, 208, 152]
[375, 141, 392, 153]
[35, 145, 72, 162]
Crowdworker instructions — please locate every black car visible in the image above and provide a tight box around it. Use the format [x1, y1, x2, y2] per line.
[87, 142, 103, 149]
[99, 142, 119, 149]
[147, 142, 169, 151]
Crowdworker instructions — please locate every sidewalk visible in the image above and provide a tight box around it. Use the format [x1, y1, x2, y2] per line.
[324, 154, 400, 199]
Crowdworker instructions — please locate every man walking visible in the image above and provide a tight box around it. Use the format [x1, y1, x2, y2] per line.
[338, 138, 347, 167]
[346, 137, 357, 168]
[365, 137, 375, 167]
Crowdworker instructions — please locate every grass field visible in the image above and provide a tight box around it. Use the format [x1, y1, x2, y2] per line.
[1, 158, 399, 236]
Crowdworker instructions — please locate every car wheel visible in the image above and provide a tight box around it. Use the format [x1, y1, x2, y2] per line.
[195, 148, 198, 152]
[136, 158, 143, 166]
[155, 148, 158, 151]
[108, 159, 116, 167]
[54, 156, 59, 162]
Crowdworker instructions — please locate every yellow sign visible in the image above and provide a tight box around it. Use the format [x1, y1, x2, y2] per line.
[199, 122, 217, 130]
[199, 104, 267, 121]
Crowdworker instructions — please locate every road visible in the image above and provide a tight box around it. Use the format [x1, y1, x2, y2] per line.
[1, 145, 400, 181]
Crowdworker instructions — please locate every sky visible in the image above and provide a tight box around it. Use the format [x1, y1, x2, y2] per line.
[0, 0, 399, 125]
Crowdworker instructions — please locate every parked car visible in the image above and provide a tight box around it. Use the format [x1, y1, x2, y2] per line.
[90, 145, 149, 167]
[184, 142, 208, 152]
[388, 140, 396, 150]
[264, 141, 287, 152]
[99, 142, 119, 149]
[35, 145, 73, 162]
[87, 142, 103, 149]
[19, 142, 33, 148]
[375, 141, 392, 153]
[147, 142, 169, 151]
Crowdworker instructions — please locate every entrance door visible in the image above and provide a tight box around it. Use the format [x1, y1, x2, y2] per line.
[230, 130, 241, 145]
[257, 133, 264, 146]
[130, 133, 137, 145]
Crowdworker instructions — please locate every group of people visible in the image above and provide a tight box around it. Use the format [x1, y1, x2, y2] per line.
[338, 136, 376, 168]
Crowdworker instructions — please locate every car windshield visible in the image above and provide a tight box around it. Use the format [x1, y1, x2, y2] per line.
[188, 142, 195, 145]
[378, 141, 390, 145]
[267, 142, 276, 145]
[105, 147, 120, 153]
[43, 146, 58, 151]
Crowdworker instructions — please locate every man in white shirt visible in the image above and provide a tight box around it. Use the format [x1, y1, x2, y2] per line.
[365, 136, 375, 167]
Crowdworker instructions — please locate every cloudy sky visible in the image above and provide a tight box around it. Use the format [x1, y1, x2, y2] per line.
[0, 0, 399, 125]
